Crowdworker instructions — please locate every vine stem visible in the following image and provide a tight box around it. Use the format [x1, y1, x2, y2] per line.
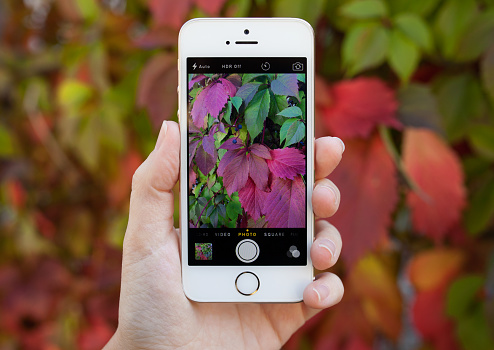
[195, 186, 224, 228]
[378, 126, 431, 203]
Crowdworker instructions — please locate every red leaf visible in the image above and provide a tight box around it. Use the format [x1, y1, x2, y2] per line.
[264, 176, 305, 228]
[322, 78, 400, 139]
[402, 128, 467, 241]
[191, 79, 236, 128]
[328, 134, 399, 265]
[137, 53, 177, 129]
[412, 287, 461, 350]
[267, 148, 305, 180]
[195, 143, 216, 175]
[238, 178, 268, 220]
[189, 74, 207, 90]
[148, 0, 191, 30]
[194, 0, 227, 15]
[218, 142, 270, 195]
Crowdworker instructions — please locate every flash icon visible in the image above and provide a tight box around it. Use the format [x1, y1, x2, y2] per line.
[192, 63, 197, 70]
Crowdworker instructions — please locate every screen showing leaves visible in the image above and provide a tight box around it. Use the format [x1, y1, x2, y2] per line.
[187, 58, 308, 266]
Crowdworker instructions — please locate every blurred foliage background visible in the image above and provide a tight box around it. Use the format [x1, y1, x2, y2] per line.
[1, 0, 494, 349]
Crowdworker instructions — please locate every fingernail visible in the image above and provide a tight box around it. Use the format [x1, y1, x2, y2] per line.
[155, 121, 168, 150]
[313, 284, 330, 302]
[318, 185, 338, 206]
[318, 238, 336, 259]
[333, 137, 345, 154]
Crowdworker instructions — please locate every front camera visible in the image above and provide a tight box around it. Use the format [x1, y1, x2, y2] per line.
[244, 29, 249, 35]
[226, 41, 230, 45]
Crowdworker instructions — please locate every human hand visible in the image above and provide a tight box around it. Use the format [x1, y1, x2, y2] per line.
[104, 120, 344, 350]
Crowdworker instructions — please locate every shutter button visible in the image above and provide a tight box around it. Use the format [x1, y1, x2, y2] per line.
[236, 239, 259, 263]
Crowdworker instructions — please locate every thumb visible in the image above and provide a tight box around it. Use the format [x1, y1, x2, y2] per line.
[123, 121, 180, 260]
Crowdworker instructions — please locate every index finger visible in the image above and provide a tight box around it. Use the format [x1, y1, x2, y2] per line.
[315, 136, 345, 180]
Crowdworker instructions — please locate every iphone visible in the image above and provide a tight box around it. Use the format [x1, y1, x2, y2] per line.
[179, 18, 314, 302]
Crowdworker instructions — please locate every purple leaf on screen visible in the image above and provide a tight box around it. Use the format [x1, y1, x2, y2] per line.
[238, 178, 268, 220]
[195, 143, 216, 175]
[264, 176, 305, 228]
[271, 74, 300, 101]
[188, 74, 206, 90]
[267, 148, 305, 180]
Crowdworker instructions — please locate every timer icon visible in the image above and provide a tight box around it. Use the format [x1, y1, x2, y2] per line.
[261, 62, 270, 71]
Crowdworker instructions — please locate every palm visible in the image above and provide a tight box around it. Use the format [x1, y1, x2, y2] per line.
[118, 230, 309, 350]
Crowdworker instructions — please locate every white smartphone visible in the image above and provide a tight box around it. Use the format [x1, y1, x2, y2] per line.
[178, 18, 314, 302]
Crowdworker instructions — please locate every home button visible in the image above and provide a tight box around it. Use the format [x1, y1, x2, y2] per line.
[235, 272, 260, 296]
[236, 239, 260, 263]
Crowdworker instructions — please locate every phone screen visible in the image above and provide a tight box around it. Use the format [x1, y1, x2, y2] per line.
[187, 57, 308, 266]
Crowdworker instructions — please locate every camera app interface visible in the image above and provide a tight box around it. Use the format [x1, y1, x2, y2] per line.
[187, 58, 307, 266]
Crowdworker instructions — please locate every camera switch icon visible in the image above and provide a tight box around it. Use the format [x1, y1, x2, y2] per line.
[292, 62, 303, 71]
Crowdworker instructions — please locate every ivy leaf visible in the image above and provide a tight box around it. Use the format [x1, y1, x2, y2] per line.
[277, 106, 302, 118]
[236, 82, 261, 106]
[202, 132, 217, 158]
[230, 96, 242, 112]
[189, 138, 200, 167]
[264, 176, 305, 228]
[195, 143, 216, 175]
[191, 78, 237, 128]
[217, 142, 270, 195]
[226, 195, 242, 221]
[388, 30, 420, 83]
[280, 119, 305, 147]
[394, 13, 432, 52]
[343, 22, 389, 76]
[322, 78, 400, 139]
[328, 134, 399, 265]
[242, 74, 264, 84]
[188, 74, 206, 90]
[223, 101, 232, 124]
[244, 89, 270, 140]
[403, 128, 467, 241]
[267, 148, 306, 180]
[339, 0, 388, 19]
[270, 74, 300, 100]
[238, 178, 268, 220]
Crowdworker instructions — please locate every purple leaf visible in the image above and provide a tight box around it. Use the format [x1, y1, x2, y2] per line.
[217, 148, 240, 177]
[238, 178, 268, 220]
[218, 122, 226, 133]
[189, 138, 200, 167]
[189, 74, 206, 90]
[219, 78, 237, 96]
[271, 74, 299, 101]
[267, 148, 305, 180]
[219, 150, 249, 196]
[226, 74, 242, 88]
[202, 132, 217, 158]
[195, 143, 216, 175]
[248, 153, 269, 190]
[264, 176, 305, 228]
[236, 82, 261, 105]
[219, 137, 244, 150]
[190, 79, 237, 129]
[249, 144, 271, 159]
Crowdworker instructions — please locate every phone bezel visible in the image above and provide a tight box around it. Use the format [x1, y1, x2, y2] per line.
[179, 18, 315, 302]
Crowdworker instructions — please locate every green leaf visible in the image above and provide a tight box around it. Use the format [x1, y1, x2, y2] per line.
[464, 177, 494, 236]
[297, 73, 306, 83]
[230, 96, 242, 112]
[273, 0, 327, 27]
[387, 30, 420, 83]
[57, 79, 92, 111]
[210, 207, 219, 227]
[75, 0, 101, 22]
[481, 44, 494, 104]
[447, 275, 484, 319]
[343, 22, 389, 76]
[434, 0, 477, 59]
[223, 101, 232, 124]
[0, 124, 14, 156]
[394, 13, 432, 52]
[244, 89, 270, 140]
[340, 0, 388, 19]
[226, 198, 242, 220]
[434, 73, 487, 142]
[468, 125, 494, 160]
[280, 119, 305, 147]
[456, 10, 494, 62]
[386, 0, 440, 16]
[277, 106, 302, 118]
[242, 74, 264, 84]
